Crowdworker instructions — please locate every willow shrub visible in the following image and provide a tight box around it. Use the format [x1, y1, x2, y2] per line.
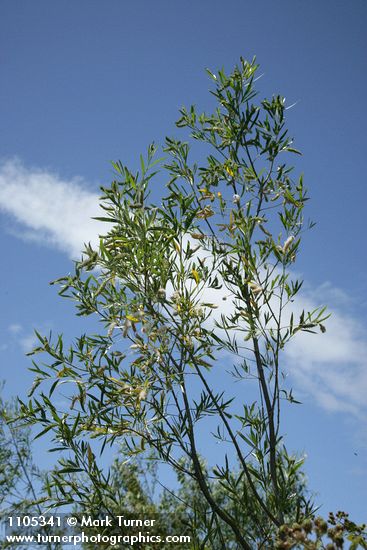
[21, 58, 337, 549]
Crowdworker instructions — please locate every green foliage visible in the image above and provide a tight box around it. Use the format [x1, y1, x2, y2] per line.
[72, 452, 310, 549]
[20, 58, 334, 548]
[0, 392, 57, 549]
[0, 394, 42, 514]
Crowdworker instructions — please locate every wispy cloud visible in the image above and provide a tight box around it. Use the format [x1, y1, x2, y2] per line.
[169, 241, 367, 419]
[19, 331, 40, 353]
[285, 284, 367, 417]
[2, 323, 50, 354]
[0, 159, 366, 419]
[0, 159, 104, 258]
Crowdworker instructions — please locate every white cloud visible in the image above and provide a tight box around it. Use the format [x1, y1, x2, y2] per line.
[0, 159, 366, 419]
[19, 332, 39, 353]
[2, 322, 47, 354]
[0, 158, 104, 258]
[165, 238, 367, 419]
[284, 284, 367, 417]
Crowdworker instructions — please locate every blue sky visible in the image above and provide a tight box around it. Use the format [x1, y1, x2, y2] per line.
[0, 0, 366, 522]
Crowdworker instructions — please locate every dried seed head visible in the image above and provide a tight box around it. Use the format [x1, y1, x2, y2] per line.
[248, 281, 262, 295]
[283, 235, 295, 253]
[138, 388, 147, 401]
[302, 519, 313, 534]
[314, 517, 328, 535]
[107, 321, 117, 338]
[122, 319, 132, 337]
